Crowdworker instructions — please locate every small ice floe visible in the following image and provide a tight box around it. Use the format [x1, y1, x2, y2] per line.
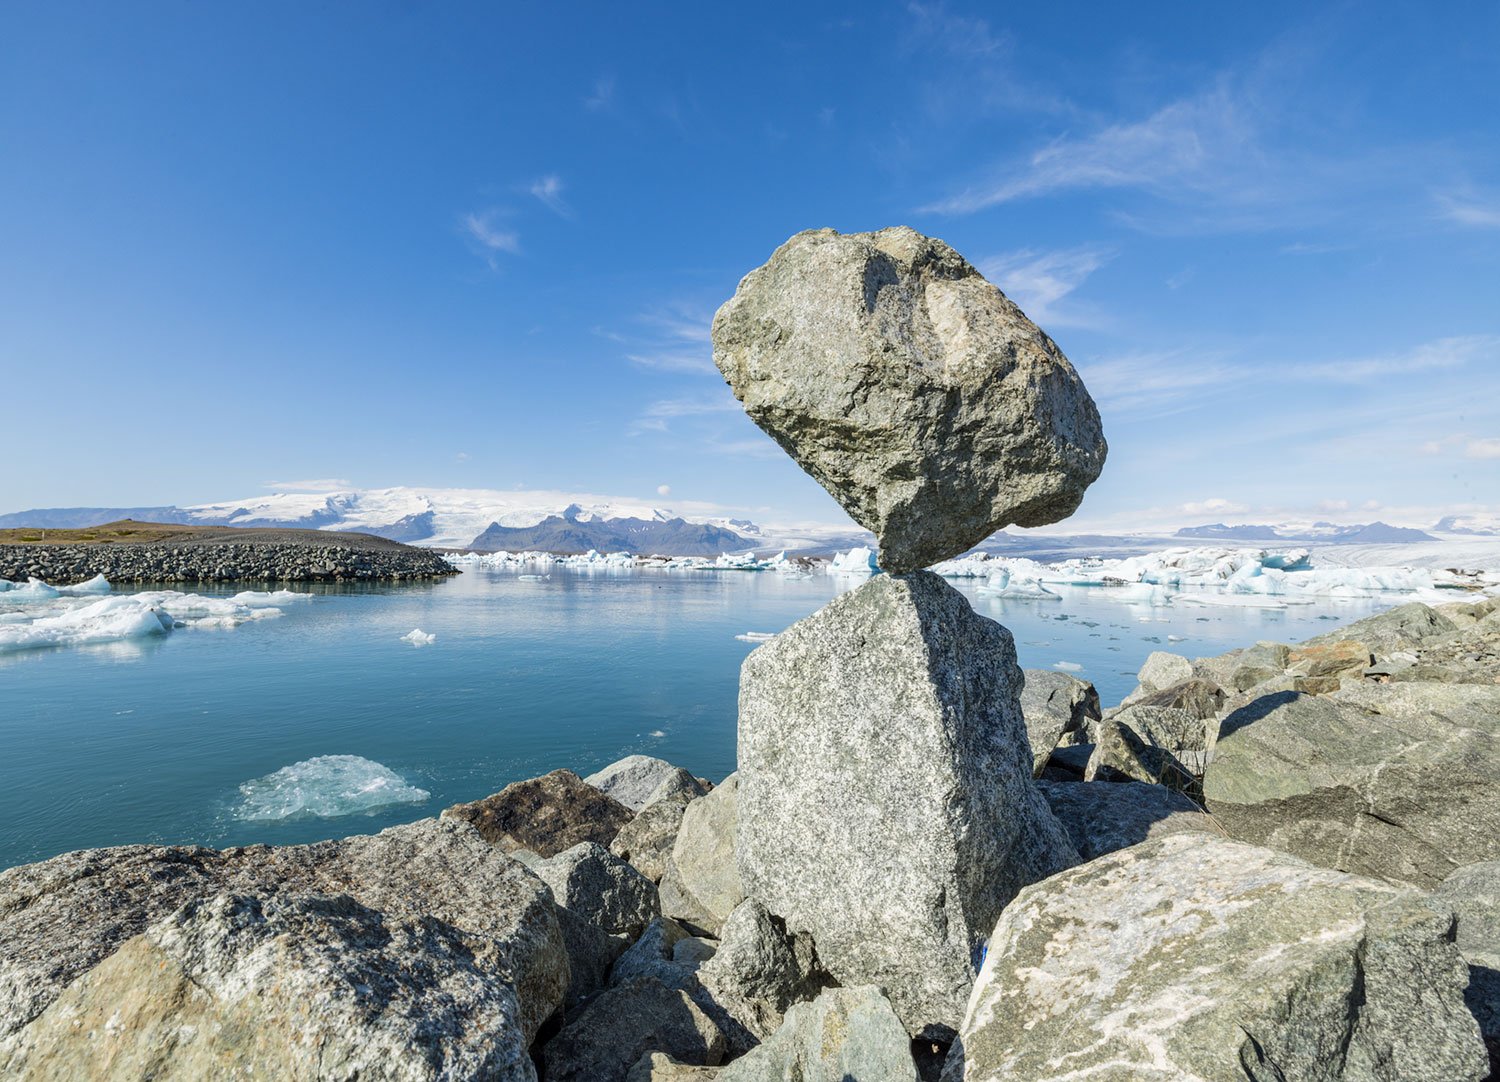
[401, 628, 436, 646]
[235, 754, 430, 821]
[1167, 634, 1186, 642]
[517, 574, 549, 581]
[1053, 661, 1084, 672]
[648, 729, 666, 738]
[736, 631, 777, 643]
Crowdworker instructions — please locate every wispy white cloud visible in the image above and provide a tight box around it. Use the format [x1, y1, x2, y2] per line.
[1466, 438, 1500, 460]
[1180, 497, 1249, 516]
[619, 307, 717, 373]
[529, 175, 572, 218]
[1074, 349, 1246, 417]
[1294, 334, 1500, 382]
[1436, 190, 1500, 228]
[462, 211, 519, 266]
[979, 246, 1112, 326]
[584, 77, 615, 111]
[262, 478, 351, 492]
[628, 393, 739, 435]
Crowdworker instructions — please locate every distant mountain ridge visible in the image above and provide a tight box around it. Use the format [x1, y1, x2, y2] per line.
[1176, 521, 1439, 544]
[470, 509, 750, 555]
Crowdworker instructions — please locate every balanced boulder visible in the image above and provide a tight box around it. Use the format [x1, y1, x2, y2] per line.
[736, 571, 1078, 1037]
[711, 226, 1105, 571]
[948, 832, 1486, 1081]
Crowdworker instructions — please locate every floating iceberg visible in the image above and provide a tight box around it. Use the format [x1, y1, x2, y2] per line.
[401, 628, 436, 645]
[736, 631, 777, 643]
[0, 577, 309, 653]
[829, 547, 880, 574]
[234, 754, 431, 820]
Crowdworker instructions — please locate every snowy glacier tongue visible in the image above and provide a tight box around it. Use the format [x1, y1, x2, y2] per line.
[234, 755, 431, 821]
[0, 577, 311, 653]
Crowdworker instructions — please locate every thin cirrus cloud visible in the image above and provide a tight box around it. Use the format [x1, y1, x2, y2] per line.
[1292, 334, 1500, 382]
[627, 393, 739, 435]
[978, 246, 1112, 326]
[1467, 439, 1500, 460]
[461, 211, 520, 263]
[261, 478, 351, 492]
[1435, 190, 1500, 228]
[622, 308, 717, 374]
[583, 76, 615, 111]
[529, 174, 573, 218]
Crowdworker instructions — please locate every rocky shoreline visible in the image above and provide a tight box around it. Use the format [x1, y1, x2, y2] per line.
[0, 530, 457, 584]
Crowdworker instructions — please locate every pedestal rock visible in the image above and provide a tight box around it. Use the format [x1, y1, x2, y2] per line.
[711, 226, 1106, 571]
[735, 571, 1079, 1038]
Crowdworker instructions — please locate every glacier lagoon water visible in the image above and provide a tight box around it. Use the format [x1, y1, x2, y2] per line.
[0, 566, 1402, 870]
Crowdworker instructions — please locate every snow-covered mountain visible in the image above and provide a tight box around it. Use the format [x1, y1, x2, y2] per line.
[1175, 521, 1438, 544]
[1434, 513, 1500, 536]
[0, 486, 871, 554]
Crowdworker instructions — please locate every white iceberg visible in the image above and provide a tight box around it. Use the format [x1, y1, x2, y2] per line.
[234, 755, 430, 820]
[401, 628, 436, 645]
[0, 577, 308, 653]
[735, 631, 777, 643]
[830, 547, 880, 574]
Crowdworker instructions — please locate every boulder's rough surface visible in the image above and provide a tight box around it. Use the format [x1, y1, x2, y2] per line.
[659, 775, 744, 935]
[950, 833, 1486, 1082]
[737, 571, 1078, 1036]
[710, 226, 1106, 571]
[1431, 862, 1500, 1075]
[1018, 669, 1100, 774]
[717, 986, 918, 1082]
[586, 756, 707, 813]
[696, 898, 823, 1050]
[542, 977, 726, 1082]
[626, 1052, 722, 1081]
[1037, 779, 1218, 860]
[1305, 602, 1460, 656]
[1133, 649, 1195, 697]
[531, 841, 660, 938]
[1204, 691, 1500, 888]
[0, 819, 569, 1079]
[443, 768, 634, 858]
[613, 794, 696, 883]
[611, 917, 700, 991]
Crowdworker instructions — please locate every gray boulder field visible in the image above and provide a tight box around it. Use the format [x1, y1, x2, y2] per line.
[947, 832, 1487, 1082]
[1037, 779, 1219, 860]
[736, 571, 1079, 1037]
[530, 841, 660, 938]
[1204, 690, 1500, 888]
[710, 226, 1106, 571]
[1430, 861, 1500, 1075]
[542, 977, 727, 1082]
[0, 818, 569, 1080]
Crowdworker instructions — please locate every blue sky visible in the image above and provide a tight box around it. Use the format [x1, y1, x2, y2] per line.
[2, 2, 1497, 530]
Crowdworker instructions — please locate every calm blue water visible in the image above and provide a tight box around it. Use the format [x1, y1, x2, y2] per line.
[0, 567, 1398, 870]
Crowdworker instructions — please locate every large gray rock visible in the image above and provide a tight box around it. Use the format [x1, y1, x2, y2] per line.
[718, 986, 918, 1082]
[696, 899, 823, 1051]
[531, 841, 660, 938]
[737, 572, 1079, 1037]
[587, 756, 707, 813]
[626, 1053, 722, 1081]
[612, 791, 696, 883]
[1204, 691, 1500, 888]
[659, 775, 744, 935]
[1018, 669, 1100, 775]
[0, 819, 569, 1079]
[948, 832, 1486, 1082]
[1132, 649, 1194, 697]
[1431, 862, 1500, 1076]
[1037, 779, 1218, 860]
[1306, 601, 1459, 656]
[542, 977, 726, 1082]
[710, 226, 1106, 571]
[443, 768, 634, 857]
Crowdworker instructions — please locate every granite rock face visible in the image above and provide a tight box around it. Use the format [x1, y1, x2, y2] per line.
[0, 818, 569, 1080]
[949, 833, 1487, 1082]
[736, 571, 1079, 1037]
[1431, 862, 1500, 1076]
[542, 977, 726, 1082]
[1018, 669, 1100, 775]
[711, 226, 1106, 571]
[531, 841, 660, 938]
[586, 756, 708, 813]
[612, 791, 697, 883]
[1203, 691, 1500, 888]
[443, 768, 634, 858]
[659, 775, 744, 935]
[1037, 779, 1218, 860]
[717, 986, 918, 1082]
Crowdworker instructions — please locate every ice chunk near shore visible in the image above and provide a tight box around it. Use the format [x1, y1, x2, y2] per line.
[57, 574, 112, 595]
[829, 546, 879, 574]
[235, 754, 431, 820]
[401, 628, 436, 645]
[736, 631, 777, 643]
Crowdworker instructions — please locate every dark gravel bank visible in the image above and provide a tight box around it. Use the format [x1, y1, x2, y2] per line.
[0, 533, 458, 585]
